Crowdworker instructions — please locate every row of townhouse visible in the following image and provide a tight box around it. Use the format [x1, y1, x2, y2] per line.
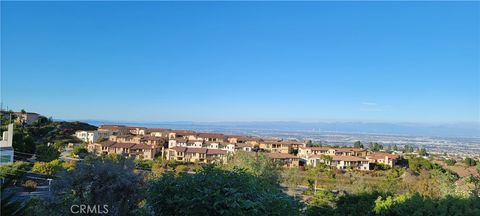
[168, 138, 253, 152]
[299, 146, 401, 170]
[87, 141, 157, 160]
[88, 125, 332, 168]
[259, 140, 307, 154]
[166, 147, 228, 163]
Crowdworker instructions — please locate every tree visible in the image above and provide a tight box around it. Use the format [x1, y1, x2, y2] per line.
[418, 148, 428, 156]
[36, 145, 60, 162]
[283, 168, 303, 197]
[445, 159, 456, 166]
[464, 158, 477, 167]
[71, 145, 88, 158]
[144, 167, 301, 215]
[403, 145, 414, 153]
[393, 144, 398, 151]
[33, 158, 142, 216]
[353, 141, 364, 149]
[223, 151, 281, 185]
[368, 142, 383, 152]
[306, 191, 336, 215]
[12, 130, 36, 155]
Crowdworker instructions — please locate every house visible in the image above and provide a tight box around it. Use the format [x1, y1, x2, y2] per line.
[141, 136, 167, 147]
[259, 140, 292, 154]
[166, 147, 227, 164]
[186, 139, 204, 148]
[88, 141, 157, 160]
[75, 130, 113, 143]
[87, 140, 116, 155]
[302, 154, 322, 167]
[14, 112, 40, 125]
[168, 130, 197, 140]
[222, 143, 236, 153]
[168, 138, 187, 148]
[146, 128, 171, 138]
[197, 133, 225, 142]
[266, 153, 300, 168]
[298, 147, 367, 157]
[227, 136, 249, 144]
[235, 143, 253, 152]
[329, 148, 367, 157]
[0, 124, 14, 166]
[327, 156, 370, 170]
[366, 152, 400, 167]
[298, 147, 330, 157]
[129, 144, 156, 160]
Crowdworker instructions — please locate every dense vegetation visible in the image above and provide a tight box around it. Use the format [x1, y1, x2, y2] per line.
[1, 114, 96, 162]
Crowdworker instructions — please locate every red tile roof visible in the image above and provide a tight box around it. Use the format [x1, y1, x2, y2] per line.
[266, 153, 298, 159]
[207, 149, 227, 155]
[197, 133, 225, 139]
[131, 144, 154, 150]
[186, 148, 208, 154]
[98, 141, 117, 147]
[110, 142, 136, 148]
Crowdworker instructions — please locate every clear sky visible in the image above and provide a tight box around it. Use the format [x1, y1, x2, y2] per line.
[1, 1, 479, 123]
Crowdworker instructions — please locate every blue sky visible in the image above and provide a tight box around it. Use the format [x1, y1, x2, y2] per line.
[1, 1, 479, 123]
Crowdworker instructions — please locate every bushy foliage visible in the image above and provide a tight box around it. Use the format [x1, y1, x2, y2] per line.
[464, 157, 477, 166]
[144, 167, 301, 216]
[223, 151, 281, 185]
[368, 142, 383, 152]
[0, 161, 31, 187]
[32, 157, 142, 215]
[373, 193, 480, 216]
[71, 145, 88, 158]
[408, 157, 434, 172]
[445, 159, 457, 166]
[31, 160, 64, 176]
[35, 145, 60, 162]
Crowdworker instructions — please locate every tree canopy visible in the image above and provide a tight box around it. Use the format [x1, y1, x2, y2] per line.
[144, 167, 301, 216]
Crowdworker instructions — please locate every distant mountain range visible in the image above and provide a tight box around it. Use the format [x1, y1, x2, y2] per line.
[78, 120, 480, 138]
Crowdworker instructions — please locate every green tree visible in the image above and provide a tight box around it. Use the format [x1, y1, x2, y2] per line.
[353, 141, 364, 149]
[223, 151, 281, 185]
[464, 157, 477, 167]
[144, 167, 301, 215]
[418, 148, 428, 156]
[35, 145, 60, 162]
[445, 159, 456, 166]
[283, 168, 303, 197]
[306, 191, 336, 215]
[71, 145, 88, 158]
[393, 144, 398, 151]
[368, 142, 383, 152]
